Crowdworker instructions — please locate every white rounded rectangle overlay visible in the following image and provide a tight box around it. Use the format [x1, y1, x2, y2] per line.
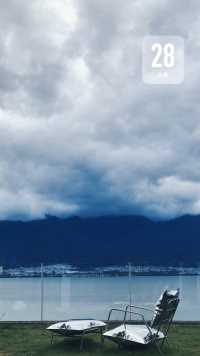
[142, 36, 184, 85]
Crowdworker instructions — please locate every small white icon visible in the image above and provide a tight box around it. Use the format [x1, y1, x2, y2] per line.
[142, 36, 184, 85]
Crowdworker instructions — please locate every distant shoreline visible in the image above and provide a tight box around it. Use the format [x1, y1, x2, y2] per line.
[1, 272, 200, 278]
[2, 263, 200, 278]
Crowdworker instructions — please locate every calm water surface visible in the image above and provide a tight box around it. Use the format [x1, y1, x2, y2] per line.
[0, 275, 199, 321]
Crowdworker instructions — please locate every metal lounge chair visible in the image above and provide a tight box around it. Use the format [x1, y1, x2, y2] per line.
[47, 318, 106, 351]
[103, 288, 180, 353]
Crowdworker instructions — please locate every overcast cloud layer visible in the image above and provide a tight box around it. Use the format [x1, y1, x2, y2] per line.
[0, 0, 200, 220]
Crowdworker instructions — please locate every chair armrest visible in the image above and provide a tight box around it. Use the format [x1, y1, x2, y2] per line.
[107, 308, 128, 322]
[127, 304, 154, 314]
[107, 305, 154, 323]
[124, 305, 154, 330]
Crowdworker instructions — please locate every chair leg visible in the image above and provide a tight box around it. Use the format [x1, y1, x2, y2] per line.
[80, 338, 84, 351]
[165, 338, 170, 348]
[161, 335, 170, 349]
[118, 342, 123, 350]
[80, 332, 86, 351]
[100, 328, 104, 345]
[155, 341, 163, 355]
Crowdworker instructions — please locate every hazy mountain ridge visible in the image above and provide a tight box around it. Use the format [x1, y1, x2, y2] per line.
[0, 214, 199, 268]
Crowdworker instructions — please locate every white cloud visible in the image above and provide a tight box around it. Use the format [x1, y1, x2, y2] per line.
[0, 0, 200, 219]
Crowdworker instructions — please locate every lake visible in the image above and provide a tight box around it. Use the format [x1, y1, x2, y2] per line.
[0, 275, 199, 321]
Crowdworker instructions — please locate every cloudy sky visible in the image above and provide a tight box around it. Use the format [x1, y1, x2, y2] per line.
[0, 0, 200, 220]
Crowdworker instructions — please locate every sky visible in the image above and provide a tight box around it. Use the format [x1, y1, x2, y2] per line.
[0, 0, 200, 220]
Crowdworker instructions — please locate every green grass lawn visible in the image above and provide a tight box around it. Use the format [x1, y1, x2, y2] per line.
[0, 323, 200, 356]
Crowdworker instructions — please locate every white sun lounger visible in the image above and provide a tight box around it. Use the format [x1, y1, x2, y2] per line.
[47, 319, 106, 350]
[103, 289, 180, 353]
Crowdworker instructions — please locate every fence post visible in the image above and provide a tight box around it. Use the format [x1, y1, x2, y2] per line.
[128, 262, 132, 320]
[40, 263, 44, 321]
[128, 262, 132, 305]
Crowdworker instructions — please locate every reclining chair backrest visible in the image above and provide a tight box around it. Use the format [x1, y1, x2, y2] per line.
[151, 289, 180, 333]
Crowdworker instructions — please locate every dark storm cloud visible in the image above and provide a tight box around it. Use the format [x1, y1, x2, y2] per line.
[0, 0, 200, 219]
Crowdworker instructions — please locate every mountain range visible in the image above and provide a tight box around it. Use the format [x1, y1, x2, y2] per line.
[0, 214, 199, 268]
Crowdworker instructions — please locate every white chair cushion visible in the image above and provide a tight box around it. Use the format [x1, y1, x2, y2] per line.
[104, 324, 164, 345]
[47, 319, 106, 332]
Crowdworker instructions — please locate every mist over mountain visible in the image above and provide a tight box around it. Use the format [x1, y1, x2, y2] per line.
[0, 214, 199, 268]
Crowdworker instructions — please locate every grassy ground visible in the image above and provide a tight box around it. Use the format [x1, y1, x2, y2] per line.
[0, 323, 200, 356]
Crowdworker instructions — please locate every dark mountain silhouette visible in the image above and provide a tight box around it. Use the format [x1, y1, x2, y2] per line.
[0, 214, 200, 268]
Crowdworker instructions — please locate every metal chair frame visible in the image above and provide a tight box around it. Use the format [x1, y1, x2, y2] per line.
[106, 294, 180, 354]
